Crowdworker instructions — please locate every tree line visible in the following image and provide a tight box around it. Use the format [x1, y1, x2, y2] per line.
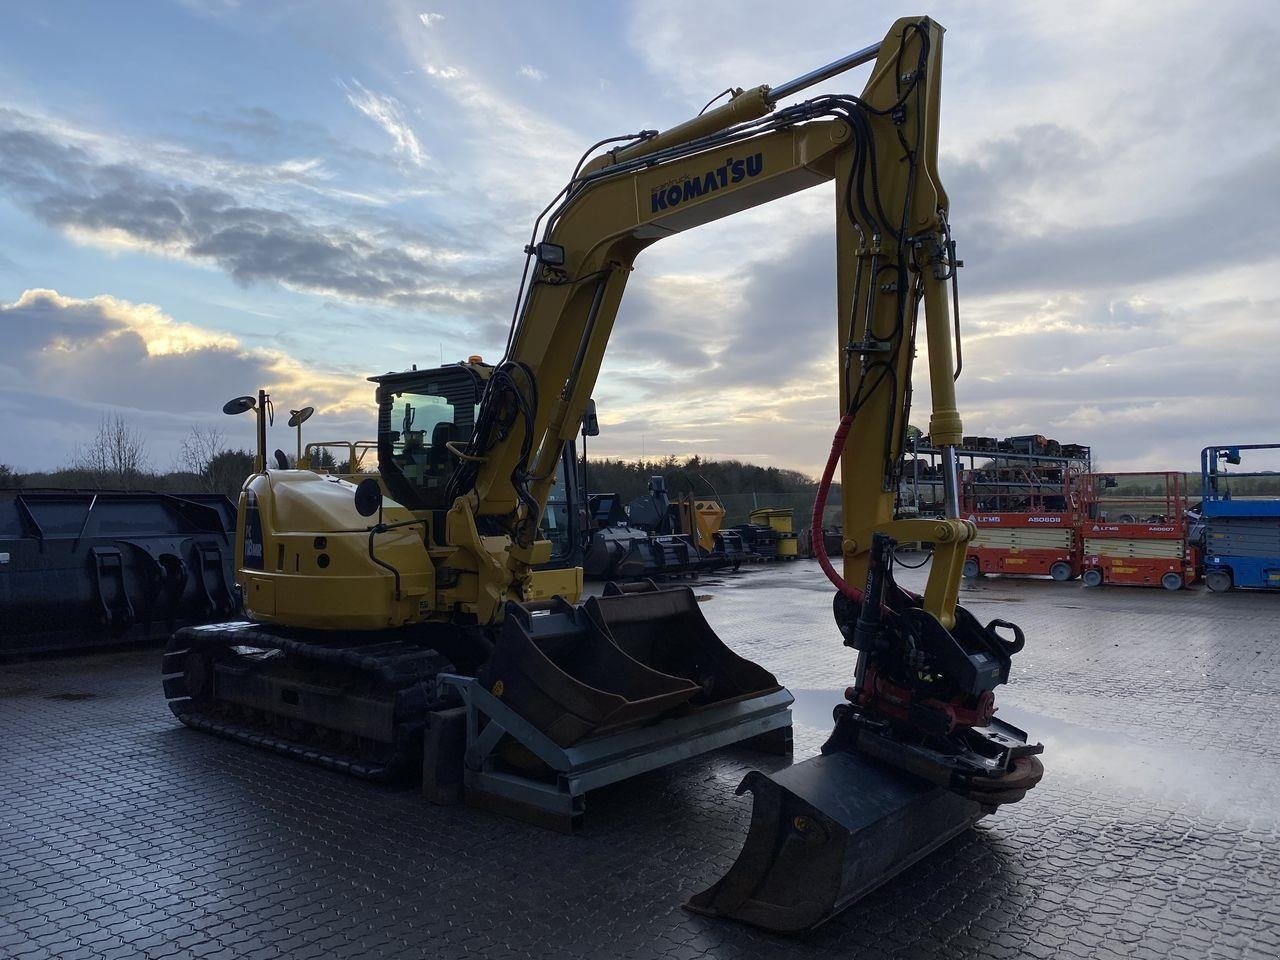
[582, 453, 818, 503]
[0, 414, 355, 501]
[1, 415, 255, 500]
[0, 417, 834, 520]
[1101, 475, 1280, 499]
[580, 454, 843, 526]
[14, 415, 1268, 515]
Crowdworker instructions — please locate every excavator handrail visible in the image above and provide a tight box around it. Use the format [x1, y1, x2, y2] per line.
[304, 440, 377, 475]
[445, 440, 486, 463]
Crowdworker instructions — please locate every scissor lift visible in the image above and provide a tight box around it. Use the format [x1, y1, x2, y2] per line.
[960, 458, 1089, 582]
[1081, 471, 1199, 590]
[1200, 444, 1280, 592]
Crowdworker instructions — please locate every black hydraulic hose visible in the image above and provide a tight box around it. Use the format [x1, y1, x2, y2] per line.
[949, 233, 963, 382]
[365, 518, 429, 603]
[367, 526, 401, 601]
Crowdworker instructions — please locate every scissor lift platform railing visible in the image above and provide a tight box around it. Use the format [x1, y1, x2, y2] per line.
[439, 674, 793, 832]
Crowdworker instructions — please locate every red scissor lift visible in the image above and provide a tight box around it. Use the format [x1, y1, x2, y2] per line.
[1080, 471, 1199, 591]
[960, 451, 1089, 582]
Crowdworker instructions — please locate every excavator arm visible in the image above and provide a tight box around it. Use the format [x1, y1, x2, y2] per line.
[448, 17, 966, 626]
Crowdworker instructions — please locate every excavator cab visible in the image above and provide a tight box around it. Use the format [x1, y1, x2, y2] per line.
[373, 362, 487, 513]
[371, 361, 582, 565]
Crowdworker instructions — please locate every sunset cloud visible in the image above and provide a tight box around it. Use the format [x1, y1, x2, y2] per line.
[0, 109, 501, 314]
[0, 289, 371, 469]
[0, 1, 1275, 477]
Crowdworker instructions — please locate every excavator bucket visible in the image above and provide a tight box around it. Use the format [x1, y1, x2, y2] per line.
[477, 583, 783, 746]
[620, 534, 705, 579]
[585, 582, 782, 710]
[477, 597, 701, 747]
[455, 583, 792, 829]
[686, 749, 987, 933]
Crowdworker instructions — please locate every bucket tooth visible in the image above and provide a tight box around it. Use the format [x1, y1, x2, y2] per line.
[687, 750, 985, 933]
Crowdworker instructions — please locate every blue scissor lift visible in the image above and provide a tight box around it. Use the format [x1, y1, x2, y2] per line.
[1199, 443, 1280, 592]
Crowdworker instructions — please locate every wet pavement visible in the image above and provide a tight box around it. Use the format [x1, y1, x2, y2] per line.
[3, 559, 1278, 959]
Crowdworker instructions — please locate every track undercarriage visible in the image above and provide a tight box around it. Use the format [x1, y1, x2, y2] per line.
[163, 621, 461, 780]
[161, 582, 792, 793]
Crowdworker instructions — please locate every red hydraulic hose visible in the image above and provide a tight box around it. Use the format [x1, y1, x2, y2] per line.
[811, 414, 863, 601]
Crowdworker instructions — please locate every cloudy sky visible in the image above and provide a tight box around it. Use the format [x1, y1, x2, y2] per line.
[1, 1, 1276, 477]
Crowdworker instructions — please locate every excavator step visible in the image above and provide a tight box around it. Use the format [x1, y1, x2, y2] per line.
[686, 748, 987, 932]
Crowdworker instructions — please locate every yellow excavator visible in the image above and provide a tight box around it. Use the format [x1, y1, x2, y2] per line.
[164, 17, 1043, 932]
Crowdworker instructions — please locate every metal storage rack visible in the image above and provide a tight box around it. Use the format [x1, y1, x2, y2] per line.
[898, 438, 1092, 518]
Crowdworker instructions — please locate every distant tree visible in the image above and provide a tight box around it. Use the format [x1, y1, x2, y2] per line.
[0, 463, 21, 488]
[72, 414, 150, 490]
[583, 455, 823, 523]
[206, 449, 255, 499]
[176, 425, 228, 491]
[306, 448, 339, 472]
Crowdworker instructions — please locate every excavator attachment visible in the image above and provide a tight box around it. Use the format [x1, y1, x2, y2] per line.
[586, 582, 782, 709]
[686, 750, 986, 932]
[457, 583, 792, 829]
[688, 706, 1043, 932]
[476, 596, 701, 747]
[477, 582, 783, 745]
[687, 531, 1045, 932]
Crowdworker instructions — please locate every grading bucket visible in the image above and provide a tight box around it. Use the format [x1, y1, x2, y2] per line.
[477, 598, 698, 747]
[687, 748, 986, 932]
[585, 582, 783, 710]
[478, 584, 783, 748]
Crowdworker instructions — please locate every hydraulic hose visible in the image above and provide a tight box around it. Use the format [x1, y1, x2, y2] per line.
[810, 414, 863, 601]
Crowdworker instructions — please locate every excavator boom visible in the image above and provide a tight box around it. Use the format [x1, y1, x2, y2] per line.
[449, 17, 966, 629]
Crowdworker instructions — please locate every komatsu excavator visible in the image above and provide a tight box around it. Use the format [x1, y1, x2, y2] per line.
[163, 17, 1043, 932]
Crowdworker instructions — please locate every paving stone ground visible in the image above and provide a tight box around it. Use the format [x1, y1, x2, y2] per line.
[2, 560, 1278, 959]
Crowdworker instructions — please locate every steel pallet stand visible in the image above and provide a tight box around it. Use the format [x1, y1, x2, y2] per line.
[437, 674, 793, 832]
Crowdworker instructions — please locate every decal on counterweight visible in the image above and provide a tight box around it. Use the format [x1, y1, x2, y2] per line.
[242, 489, 264, 570]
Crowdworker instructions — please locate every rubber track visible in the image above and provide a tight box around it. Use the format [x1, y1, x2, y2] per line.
[163, 621, 453, 782]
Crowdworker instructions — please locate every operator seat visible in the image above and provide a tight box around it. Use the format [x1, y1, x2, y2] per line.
[422, 421, 457, 495]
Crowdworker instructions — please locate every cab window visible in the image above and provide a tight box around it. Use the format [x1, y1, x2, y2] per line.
[539, 452, 572, 561]
[382, 392, 469, 509]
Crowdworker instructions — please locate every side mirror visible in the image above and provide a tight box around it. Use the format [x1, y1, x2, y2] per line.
[581, 398, 600, 438]
[354, 477, 384, 518]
